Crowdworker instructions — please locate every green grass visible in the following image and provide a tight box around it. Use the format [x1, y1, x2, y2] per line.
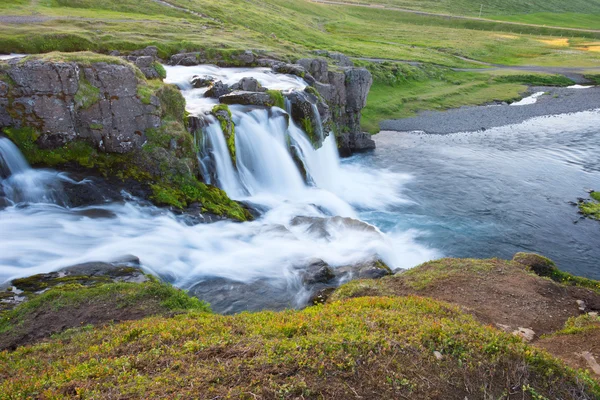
[0, 281, 210, 335]
[553, 314, 600, 336]
[1, 295, 598, 398]
[491, 13, 600, 30]
[335, 0, 600, 17]
[358, 61, 526, 133]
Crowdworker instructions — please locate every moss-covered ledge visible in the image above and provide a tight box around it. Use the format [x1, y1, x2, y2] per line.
[0, 52, 250, 221]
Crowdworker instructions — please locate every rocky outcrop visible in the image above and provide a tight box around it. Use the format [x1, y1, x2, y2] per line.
[219, 91, 276, 107]
[284, 89, 330, 148]
[205, 81, 231, 98]
[231, 77, 265, 92]
[273, 54, 374, 156]
[0, 57, 161, 153]
[169, 50, 266, 67]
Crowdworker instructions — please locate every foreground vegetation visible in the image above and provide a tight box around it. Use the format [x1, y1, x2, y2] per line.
[1, 294, 599, 399]
[579, 191, 600, 220]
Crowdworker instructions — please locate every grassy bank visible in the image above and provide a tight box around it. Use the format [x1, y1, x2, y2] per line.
[1, 294, 599, 398]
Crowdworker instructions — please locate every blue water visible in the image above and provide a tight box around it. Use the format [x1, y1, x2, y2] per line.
[352, 109, 600, 279]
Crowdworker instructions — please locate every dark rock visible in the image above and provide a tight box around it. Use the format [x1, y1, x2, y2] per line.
[308, 287, 336, 305]
[231, 77, 265, 92]
[190, 75, 215, 88]
[131, 46, 159, 58]
[205, 81, 231, 98]
[272, 63, 316, 85]
[219, 91, 275, 107]
[337, 132, 375, 157]
[301, 259, 335, 285]
[297, 58, 329, 83]
[1, 59, 161, 153]
[188, 277, 303, 314]
[284, 90, 330, 148]
[334, 259, 392, 281]
[170, 52, 201, 66]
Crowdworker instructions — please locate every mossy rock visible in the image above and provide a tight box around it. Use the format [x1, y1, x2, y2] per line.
[512, 252, 557, 277]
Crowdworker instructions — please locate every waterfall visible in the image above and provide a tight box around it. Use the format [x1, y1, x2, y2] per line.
[0, 137, 68, 205]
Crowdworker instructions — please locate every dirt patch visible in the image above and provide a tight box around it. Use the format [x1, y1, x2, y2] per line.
[537, 327, 600, 376]
[0, 295, 166, 351]
[331, 258, 600, 338]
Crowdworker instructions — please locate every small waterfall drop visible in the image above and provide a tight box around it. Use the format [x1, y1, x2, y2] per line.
[0, 137, 68, 205]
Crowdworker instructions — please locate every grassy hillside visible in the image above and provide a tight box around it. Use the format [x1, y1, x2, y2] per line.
[2, 295, 599, 398]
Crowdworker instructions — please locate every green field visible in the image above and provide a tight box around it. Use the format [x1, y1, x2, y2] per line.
[1, 0, 599, 131]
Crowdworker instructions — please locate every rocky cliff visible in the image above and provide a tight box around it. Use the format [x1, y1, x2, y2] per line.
[0, 52, 249, 221]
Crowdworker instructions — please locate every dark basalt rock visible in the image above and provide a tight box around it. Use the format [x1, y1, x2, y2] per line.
[219, 91, 274, 107]
[190, 75, 215, 88]
[205, 81, 231, 98]
[231, 77, 265, 92]
[0, 59, 161, 154]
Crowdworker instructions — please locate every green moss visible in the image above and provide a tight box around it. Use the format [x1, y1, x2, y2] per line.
[74, 78, 100, 110]
[152, 62, 167, 80]
[212, 104, 236, 165]
[584, 74, 600, 85]
[155, 83, 186, 121]
[494, 74, 575, 86]
[553, 314, 600, 336]
[89, 123, 103, 130]
[579, 191, 600, 220]
[266, 89, 285, 109]
[0, 280, 210, 334]
[300, 117, 317, 145]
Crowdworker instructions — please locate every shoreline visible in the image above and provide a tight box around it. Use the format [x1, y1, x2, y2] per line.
[379, 85, 600, 134]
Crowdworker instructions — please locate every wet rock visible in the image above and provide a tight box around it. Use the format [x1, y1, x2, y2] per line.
[190, 75, 215, 88]
[334, 259, 392, 281]
[189, 277, 302, 314]
[170, 52, 201, 66]
[284, 90, 330, 148]
[205, 81, 231, 98]
[219, 91, 275, 107]
[301, 259, 335, 285]
[308, 287, 336, 305]
[231, 77, 265, 92]
[272, 63, 316, 85]
[512, 252, 557, 277]
[337, 131, 375, 157]
[290, 215, 380, 240]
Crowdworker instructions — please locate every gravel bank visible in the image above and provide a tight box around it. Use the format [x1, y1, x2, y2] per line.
[380, 86, 600, 134]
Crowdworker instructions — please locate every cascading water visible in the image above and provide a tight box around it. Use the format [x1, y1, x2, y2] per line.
[0, 137, 70, 205]
[0, 65, 437, 314]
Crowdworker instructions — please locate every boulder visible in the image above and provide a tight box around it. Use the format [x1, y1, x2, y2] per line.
[190, 75, 215, 88]
[290, 215, 380, 240]
[0, 59, 161, 153]
[205, 81, 231, 98]
[284, 89, 330, 148]
[297, 58, 329, 83]
[219, 91, 275, 107]
[131, 46, 159, 58]
[170, 52, 202, 66]
[272, 63, 316, 85]
[231, 77, 265, 92]
[301, 259, 335, 285]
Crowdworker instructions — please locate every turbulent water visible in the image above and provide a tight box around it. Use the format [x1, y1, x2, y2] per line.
[1, 64, 598, 312]
[0, 65, 435, 313]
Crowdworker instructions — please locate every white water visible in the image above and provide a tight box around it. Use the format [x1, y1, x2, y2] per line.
[510, 91, 545, 106]
[0, 66, 437, 311]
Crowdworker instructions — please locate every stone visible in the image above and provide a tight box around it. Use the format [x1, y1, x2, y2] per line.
[169, 52, 202, 66]
[577, 299, 587, 312]
[301, 259, 335, 285]
[190, 75, 215, 88]
[219, 91, 275, 107]
[433, 351, 443, 360]
[131, 46, 159, 58]
[337, 132, 375, 157]
[205, 81, 231, 98]
[0, 59, 162, 154]
[512, 327, 535, 342]
[272, 63, 316, 85]
[284, 90, 330, 148]
[297, 58, 329, 83]
[231, 77, 264, 92]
